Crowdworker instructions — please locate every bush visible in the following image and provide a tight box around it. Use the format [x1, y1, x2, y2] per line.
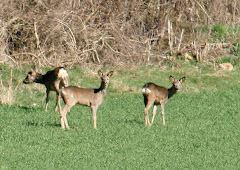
[0, 0, 240, 66]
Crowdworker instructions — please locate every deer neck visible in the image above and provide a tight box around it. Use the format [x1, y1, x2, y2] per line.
[95, 82, 108, 95]
[168, 86, 178, 99]
[34, 73, 45, 84]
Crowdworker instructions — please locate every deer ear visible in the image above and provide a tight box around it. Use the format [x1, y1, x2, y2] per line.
[107, 71, 114, 77]
[98, 70, 103, 77]
[180, 77, 186, 83]
[31, 65, 38, 72]
[169, 76, 175, 83]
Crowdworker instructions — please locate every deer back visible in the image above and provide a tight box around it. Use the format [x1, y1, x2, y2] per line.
[142, 83, 169, 104]
[61, 86, 105, 107]
[43, 67, 68, 89]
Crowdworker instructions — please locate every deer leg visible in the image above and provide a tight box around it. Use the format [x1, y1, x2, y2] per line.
[60, 104, 71, 129]
[55, 93, 61, 112]
[45, 89, 50, 111]
[54, 82, 60, 112]
[150, 105, 157, 126]
[60, 106, 66, 129]
[161, 104, 165, 125]
[63, 105, 71, 129]
[144, 101, 153, 126]
[91, 105, 98, 129]
[60, 115, 65, 129]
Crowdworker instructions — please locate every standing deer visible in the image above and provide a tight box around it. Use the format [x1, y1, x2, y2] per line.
[59, 70, 113, 129]
[142, 76, 185, 126]
[23, 66, 69, 111]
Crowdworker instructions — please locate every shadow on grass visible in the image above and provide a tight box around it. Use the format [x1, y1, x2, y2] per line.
[18, 105, 43, 112]
[25, 121, 60, 127]
[125, 119, 142, 125]
[119, 117, 143, 127]
[19, 106, 32, 110]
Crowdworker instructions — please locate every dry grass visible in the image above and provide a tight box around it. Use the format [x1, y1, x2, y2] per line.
[111, 78, 137, 94]
[81, 65, 103, 78]
[0, 69, 14, 105]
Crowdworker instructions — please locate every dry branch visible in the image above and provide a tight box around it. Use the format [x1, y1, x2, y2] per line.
[0, 0, 239, 66]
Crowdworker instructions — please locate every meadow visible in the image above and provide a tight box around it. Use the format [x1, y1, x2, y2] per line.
[0, 63, 240, 169]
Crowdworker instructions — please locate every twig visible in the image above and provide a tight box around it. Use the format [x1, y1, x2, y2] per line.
[11, 52, 40, 66]
[55, 18, 77, 49]
[1, 54, 16, 64]
[193, 0, 212, 23]
[94, 49, 100, 64]
[177, 29, 184, 52]
[34, 22, 40, 48]
[168, 19, 173, 55]
[105, 42, 128, 57]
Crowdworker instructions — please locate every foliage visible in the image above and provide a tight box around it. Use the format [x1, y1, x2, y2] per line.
[0, 0, 240, 66]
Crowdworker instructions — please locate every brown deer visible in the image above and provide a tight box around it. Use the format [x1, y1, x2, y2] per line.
[59, 70, 113, 129]
[23, 66, 69, 112]
[142, 76, 185, 126]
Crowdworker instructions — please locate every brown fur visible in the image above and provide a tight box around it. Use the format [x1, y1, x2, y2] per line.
[142, 76, 185, 126]
[59, 70, 113, 129]
[23, 66, 69, 111]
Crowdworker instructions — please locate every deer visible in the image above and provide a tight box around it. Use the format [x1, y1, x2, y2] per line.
[23, 66, 69, 112]
[59, 70, 113, 129]
[142, 76, 186, 126]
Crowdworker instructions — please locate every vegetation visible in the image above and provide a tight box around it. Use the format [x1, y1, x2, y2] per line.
[0, 0, 240, 66]
[1, 64, 240, 169]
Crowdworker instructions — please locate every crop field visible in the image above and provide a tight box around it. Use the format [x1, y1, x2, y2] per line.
[0, 63, 240, 169]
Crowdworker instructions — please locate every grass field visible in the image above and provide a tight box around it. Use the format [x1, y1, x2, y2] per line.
[0, 63, 240, 169]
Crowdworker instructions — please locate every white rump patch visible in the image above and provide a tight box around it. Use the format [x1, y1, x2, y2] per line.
[58, 68, 68, 78]
[142, 88, 151, 94]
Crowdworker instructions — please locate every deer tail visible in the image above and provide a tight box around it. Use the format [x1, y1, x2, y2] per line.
[58, 68, 69, 79]
[142, 88, 151, 94]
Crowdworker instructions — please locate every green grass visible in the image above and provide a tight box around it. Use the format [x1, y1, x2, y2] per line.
[0, 64, 240, 169]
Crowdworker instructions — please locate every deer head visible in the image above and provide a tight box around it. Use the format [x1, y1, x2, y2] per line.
[98, 70, 114, 88]
[23, 66, 39, 84]
[169, 76, 186, 90]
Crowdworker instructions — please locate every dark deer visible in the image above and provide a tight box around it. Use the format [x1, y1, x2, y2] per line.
[23, 66, 69, 111]
[142, 76, 186, 126]
[59, 70, 113, 129]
